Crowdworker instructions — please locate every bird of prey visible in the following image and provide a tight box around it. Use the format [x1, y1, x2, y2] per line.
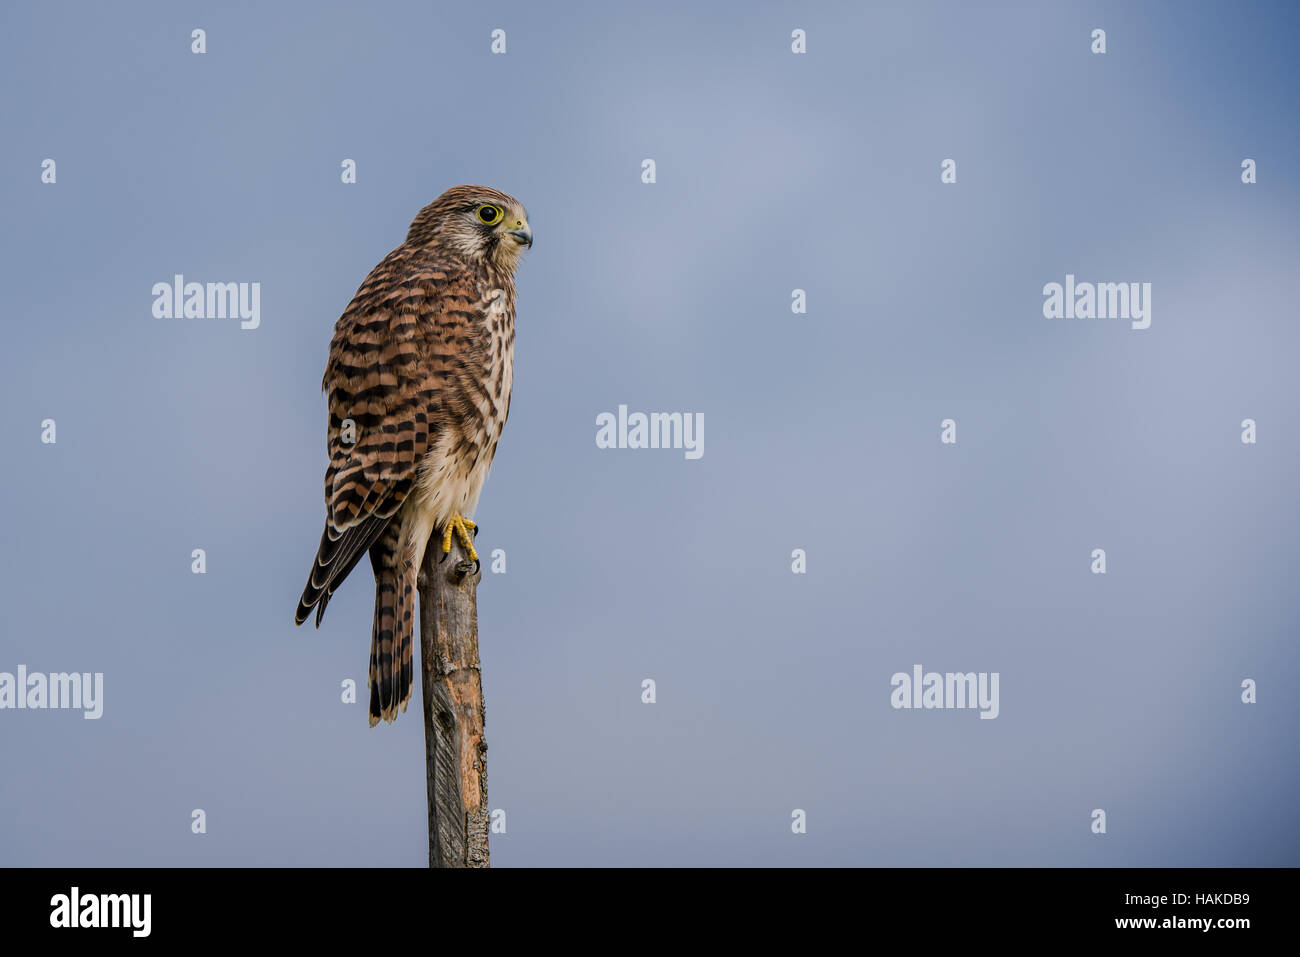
[294, 185, 531, 726]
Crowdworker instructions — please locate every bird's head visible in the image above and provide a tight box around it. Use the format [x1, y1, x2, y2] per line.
[406, 184, 532, 270]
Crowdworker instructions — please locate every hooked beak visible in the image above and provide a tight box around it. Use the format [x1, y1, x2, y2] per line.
[507, 223, 532, 248]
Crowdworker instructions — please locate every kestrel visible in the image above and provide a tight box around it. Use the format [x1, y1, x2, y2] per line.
[294, 185, 531, 726]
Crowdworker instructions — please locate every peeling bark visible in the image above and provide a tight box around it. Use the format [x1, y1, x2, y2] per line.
[419, 535, 489, 868]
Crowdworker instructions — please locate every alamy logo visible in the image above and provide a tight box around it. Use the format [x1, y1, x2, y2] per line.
[50, 887, 150, 937]
[1042, 273, 1151, 330]
[890, 664, 999, 719]
[152, 274, 261, 330]
[595, 405, 704, 459]
[0, 665, 103, 719]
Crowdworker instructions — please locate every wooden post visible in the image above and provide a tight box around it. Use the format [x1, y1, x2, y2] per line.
[418, 533, 489, 868]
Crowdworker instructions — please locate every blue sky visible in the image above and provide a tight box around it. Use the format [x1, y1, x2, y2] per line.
[1, 0, 1297, 866]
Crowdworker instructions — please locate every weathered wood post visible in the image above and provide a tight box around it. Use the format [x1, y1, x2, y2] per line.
[418, 533, 489, 868]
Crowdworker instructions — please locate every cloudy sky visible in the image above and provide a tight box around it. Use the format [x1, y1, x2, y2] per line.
[1, 0, 1297, 866]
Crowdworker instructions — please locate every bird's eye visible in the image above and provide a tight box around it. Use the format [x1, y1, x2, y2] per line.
[477, 205, 502, 225]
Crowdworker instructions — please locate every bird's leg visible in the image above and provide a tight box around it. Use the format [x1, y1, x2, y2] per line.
[440, 514, 479, 561]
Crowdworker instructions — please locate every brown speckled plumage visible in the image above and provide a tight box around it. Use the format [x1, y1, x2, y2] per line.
[294, 185, 530, 726]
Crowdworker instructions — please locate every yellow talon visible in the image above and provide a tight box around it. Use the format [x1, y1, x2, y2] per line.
[441, 515, 478, 560]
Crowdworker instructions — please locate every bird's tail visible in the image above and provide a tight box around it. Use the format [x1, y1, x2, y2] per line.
[368, 526, 415, 727]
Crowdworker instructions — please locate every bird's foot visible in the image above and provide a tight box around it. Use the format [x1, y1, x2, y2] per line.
[440, 514, 478, 561]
